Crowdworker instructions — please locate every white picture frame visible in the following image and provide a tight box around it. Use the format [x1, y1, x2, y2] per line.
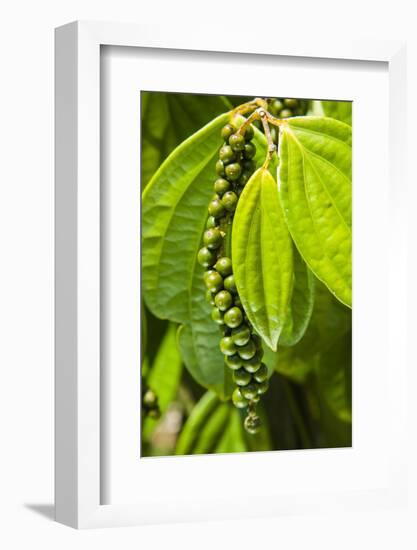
[55, 21, 407, 529]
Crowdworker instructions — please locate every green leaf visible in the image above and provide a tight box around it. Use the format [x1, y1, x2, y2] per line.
[192, 403, 231, 454]
[142, 112, 230, 322]
[266, 278, 351, 384]
[278, 116, 352, 307]
[215, 408, 248, 453]
[142, 323, 183, 440]
[232, 167, 294, 351]
[175, 391, 219, 455]
[141, 92, 231, 189]
[321, 100, 352, 126]
[279, 248, 315, 347]
[177, 322, 228, 398]
[317, 331, 352, 423]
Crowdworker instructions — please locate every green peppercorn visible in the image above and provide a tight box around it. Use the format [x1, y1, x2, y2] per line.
[205, 289, 215, 305]
[225, 354, 242, 370]
[208, 197, 226, 218]
[233, 295, 242, 308]
[206, 215, 217, 229]
[253, 363, 268, 382]
[211, 307, 224, 325]
[243, 124, 254, 141]
[243, 142, 256, 160]
[257, 379, 269, 395]
[214, 290, 233, 312]
[221, 123, 236, 141]
[251, 334, 262, 350]
[220, 336, 237, 356]
[204, 270, 223, 293]
[241, 383, 259, 400]
[229, 133, 245, 152]
[224, 306, 243, 328]
[221, 191, 238, 212]
[233, 367, 252, 386]
[225, 162, 242, 182]
[231, 324, 251, 346]
[215, 159, 225, 176]
[242, 352, 262, 373]
[197, 247, 216, 268]
[242, 160, 256, 173]
[280, 108, 293, 118]
[224, 274, 237, 294]
[284, 98, 298, 108]
[214, 257, 233, 277]
[271, 99, 283, 115]
[203, 227, 222, 250]
[244, 413, 261, 434]
[219, 145, 236, 164]
[232, 387, 248, 409]
[238, 171, 251, 187]
[213, 178, 231, 196]
[143, 389, 158, 408]
[238, 338, 257, 360]
[147, 408, 161, 420]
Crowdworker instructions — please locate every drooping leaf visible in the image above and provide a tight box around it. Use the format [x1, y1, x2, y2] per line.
[279, 248, 315, 347]
[192, 403, 231, 454]
[175, 391, 219, 455]
[141, 92, 231, 188]
[215, 408, 248, 453]
[278, 116, 352, 307]
[232, 168, 294, 351]
[317, 331, 352, 423]
[321, 100, 352, 126]
[142, 113, 268, 394]
[146, 323, 183, 413]
[142, 323, 183, 439]
[177, 322, 228, 398]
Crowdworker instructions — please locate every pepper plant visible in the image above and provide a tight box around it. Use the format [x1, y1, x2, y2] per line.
[141, 93, 352, 456]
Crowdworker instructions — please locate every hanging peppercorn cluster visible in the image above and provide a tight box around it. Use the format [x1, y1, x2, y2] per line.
[197, 120, 269, 435]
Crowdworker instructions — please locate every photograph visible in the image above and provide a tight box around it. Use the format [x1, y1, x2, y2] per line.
[141, 92, 352, 457]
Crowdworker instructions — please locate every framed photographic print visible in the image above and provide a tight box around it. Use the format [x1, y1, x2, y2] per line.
[55, 21, 407, 528]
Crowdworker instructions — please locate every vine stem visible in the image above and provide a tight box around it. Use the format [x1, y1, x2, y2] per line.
[234, 104, 280, 170]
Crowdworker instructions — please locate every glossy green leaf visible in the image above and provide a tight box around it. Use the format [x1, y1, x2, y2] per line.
[278, 117, 352, 307]
[232, 168, 294, 351]
[279, 248, 315, 347]
[317, 331, 352, 423]
[175, 391, 219, 455]
[142, 323, 183, 439]
[321, 100, 352, 126]
[141, 92, 231, 189]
